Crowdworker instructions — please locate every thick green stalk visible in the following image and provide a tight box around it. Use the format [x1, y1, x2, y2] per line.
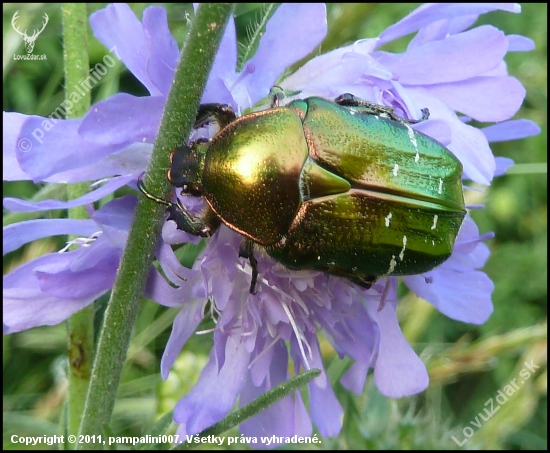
[77, 4, 233, 448]
[61, 4, 94, 446]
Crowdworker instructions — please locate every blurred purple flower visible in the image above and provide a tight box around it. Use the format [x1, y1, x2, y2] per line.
[2, 2, 540, 445]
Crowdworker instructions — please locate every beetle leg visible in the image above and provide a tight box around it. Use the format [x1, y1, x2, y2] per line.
[335, 93, 395, 116]
[335, 93, 430, 124]
[194, 103, 237, 130]
[137, 173, 219, 237]
[166, 204, 220, 237]
[347, 274, 377, 290]
[238, 238, 259, 294]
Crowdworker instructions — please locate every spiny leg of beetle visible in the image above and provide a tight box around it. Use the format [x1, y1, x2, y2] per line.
[335, 93, 397, 117]
[164, 205, 214, 237]
[167, 205, 220, 238]
[238, 238, 259, 294]
[335, 93, 430, 124]
[137, 173, 219, 237]
[194, 103, 237, 130]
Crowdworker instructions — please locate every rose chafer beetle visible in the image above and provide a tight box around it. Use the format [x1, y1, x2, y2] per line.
[139, 89, 466, 294]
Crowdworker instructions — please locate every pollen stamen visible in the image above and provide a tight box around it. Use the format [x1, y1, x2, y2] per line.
[281, 301, 312, 370]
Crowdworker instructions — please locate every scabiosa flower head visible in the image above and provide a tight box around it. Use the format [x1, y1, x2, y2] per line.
[3, 3, 540, 445]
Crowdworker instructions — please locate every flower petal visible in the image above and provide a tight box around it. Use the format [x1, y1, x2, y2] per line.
[3, 175, 134, 212]
[379, 3, 520, 46]
[3, 251, 111, 333]
[367, 300, 429, 397]
[245, 3, 327, 105]
[241, 341, 312, 444]
[507, 34, 535, 52]
[174, 333, 250, 435]
[404, 268, 494, 324]
[3, 219, 98, 255]
[379, 26, 508, 85]
[17, 117, 124, 182]
[309, 372, 343, 437]
[202, 17, 237, 105]
[340, 361, 369, 395]
[424, 76, 525, 122]
[3, 112, 33, 181]
[161, 299, 205, 379]
[142, 6, 179, 96]
[79, 94, 165, 145]
[483, 119, 541, 142]
[494, 157, 515, 176]
[44, 142, 152, 183]
[90, 4, 170, 96]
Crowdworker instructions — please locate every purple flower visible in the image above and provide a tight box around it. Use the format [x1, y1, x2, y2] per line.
[2, 3, 540, 445]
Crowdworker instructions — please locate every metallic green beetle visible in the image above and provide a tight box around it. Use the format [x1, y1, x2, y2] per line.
[139, 92, 466, 293]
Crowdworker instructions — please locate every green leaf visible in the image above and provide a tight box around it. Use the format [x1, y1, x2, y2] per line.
[236, 3, 279, 72]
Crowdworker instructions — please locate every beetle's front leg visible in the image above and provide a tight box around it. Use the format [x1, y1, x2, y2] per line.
[138, 174, 219, 237]
[166, 204, 220, 237]
[335, 93, 430, 124]
[238, 238, 259, 294]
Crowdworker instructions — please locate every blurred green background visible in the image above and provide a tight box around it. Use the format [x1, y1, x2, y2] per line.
[3, 3, 547, 450]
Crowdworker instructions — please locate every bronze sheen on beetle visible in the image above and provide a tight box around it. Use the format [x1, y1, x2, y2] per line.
[139, 92, 466, 294]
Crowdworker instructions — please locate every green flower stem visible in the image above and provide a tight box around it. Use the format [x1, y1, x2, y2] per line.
[176, 369, 321, 450]
[61, 4, 94, 445]
[77, 4, 233, 448]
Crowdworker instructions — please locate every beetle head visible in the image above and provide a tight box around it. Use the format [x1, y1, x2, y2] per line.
[167, 140, 208, 197]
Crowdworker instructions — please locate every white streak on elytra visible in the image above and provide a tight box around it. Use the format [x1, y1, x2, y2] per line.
[438, 178, 443, 194]
[385, 212, 393, 227]
[387, 255, 397, 273]
[405, 123, 420, 163]
[399, 235, 407, 261]
[432, 240, 435, 246]
[431, 214, 438, 230]
[392, 163, 399, 177]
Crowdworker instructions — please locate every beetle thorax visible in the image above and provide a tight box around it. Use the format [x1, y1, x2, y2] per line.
[201, 108, 309, 246]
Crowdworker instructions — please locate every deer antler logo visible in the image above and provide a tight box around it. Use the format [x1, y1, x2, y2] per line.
[12, 11, 49, 54]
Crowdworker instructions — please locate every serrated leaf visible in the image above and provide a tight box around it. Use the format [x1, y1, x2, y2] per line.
[236, 4, 279, 72]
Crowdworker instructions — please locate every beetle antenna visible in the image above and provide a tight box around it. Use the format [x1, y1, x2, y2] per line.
[137, 172, 172, 207]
